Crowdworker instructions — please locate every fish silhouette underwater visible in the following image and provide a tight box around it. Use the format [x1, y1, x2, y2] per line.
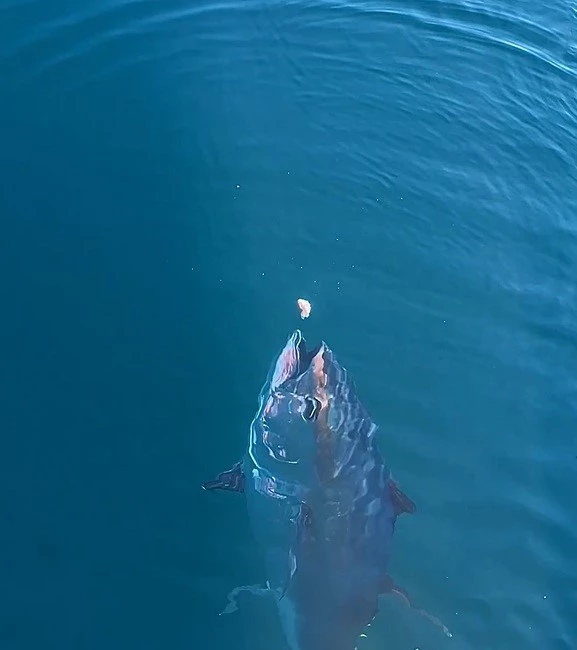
[203, 330, 450, 649]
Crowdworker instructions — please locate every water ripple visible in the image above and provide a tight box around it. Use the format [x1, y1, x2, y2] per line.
[3, 0, 247, 80]
[273, 0, 576, 79]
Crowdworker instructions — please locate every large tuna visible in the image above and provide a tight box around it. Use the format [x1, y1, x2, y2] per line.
[203, 330, 449, 649]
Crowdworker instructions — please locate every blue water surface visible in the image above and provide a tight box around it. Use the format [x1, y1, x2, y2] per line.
[1, 0, 576, 648]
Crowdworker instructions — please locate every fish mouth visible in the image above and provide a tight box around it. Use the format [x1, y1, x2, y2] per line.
[270, 330, 323, 390]
[293, 330, 323, 378]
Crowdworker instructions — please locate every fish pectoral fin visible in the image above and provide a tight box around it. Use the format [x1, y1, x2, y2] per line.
[202, 460, 244, 493]
[280, 502, 313, 600]
[380, 574, 412, 605]
[279, 548, 297, 601]
[219, 583, 272, 615]
[389, 479, 416, 515]
[380, 575, 452, 638]
[296, 502, 314, 538]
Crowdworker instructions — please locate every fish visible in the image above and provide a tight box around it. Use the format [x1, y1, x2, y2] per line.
[203, 330, 450, 649]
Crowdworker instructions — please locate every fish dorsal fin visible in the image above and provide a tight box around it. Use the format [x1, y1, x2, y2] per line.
[202, 460, 244, 493]
[389, 479, 416, 516]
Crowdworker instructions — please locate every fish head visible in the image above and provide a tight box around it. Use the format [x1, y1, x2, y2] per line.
[253, 330, 326, 466]
[253, 330, 368, 481]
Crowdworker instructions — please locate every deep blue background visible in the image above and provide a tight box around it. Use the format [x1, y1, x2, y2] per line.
[1, 1, 576, 648]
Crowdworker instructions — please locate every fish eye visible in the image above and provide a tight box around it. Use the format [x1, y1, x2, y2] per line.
[302, 396, 321, 421]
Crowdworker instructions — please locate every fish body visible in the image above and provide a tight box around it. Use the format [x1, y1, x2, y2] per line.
[204, 330, 417, 650]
